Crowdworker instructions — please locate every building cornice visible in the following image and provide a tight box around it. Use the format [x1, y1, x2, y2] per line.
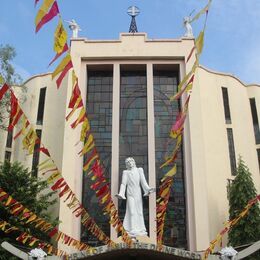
[70, 32, 195, 44]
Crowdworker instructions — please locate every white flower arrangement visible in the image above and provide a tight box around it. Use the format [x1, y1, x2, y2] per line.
[29, 248, 47, 259]
[219, 246, 238, 259]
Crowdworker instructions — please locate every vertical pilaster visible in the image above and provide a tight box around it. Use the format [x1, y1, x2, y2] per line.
[110, 63, 120, 240]
[181, 60, 196, 251]
[147, 63, 157, 243]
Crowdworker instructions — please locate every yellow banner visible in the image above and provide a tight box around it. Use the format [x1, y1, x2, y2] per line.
[54, 19, 67, 54]
[161, 164, 177, 182]
[52, 54, 71, 79]
[195, 31, 204, 56]
[22, 127, 38, 155]
[191, 0, 212, 23]
[35, 0, 55, 26]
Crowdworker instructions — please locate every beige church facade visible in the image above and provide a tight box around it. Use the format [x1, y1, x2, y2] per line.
[0, 33, 259, 252]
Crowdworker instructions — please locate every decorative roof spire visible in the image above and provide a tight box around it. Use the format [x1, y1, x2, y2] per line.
[127, 6, 140, 33]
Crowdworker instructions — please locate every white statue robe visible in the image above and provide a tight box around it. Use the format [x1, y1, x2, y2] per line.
[118, 167, 151, 237]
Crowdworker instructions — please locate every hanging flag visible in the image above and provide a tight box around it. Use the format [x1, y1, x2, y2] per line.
[8, 92, 23, 131]
[22, 127, 39, 154]
[54, 19, 68, 54]
[52, 54, 71, 79]
[35, 0, 55, 25]
[0, 74, 4, 85]
[13, 115, 30, 140]
[190, 0, 212, 23]
[186, 46, 196, 64]
[70, 108, 86, 129]
[56, 59, 73, 88]
[79, 134, 94, 156]
[68, 83, 83, 109]
[52, 53, 73, 88]
[83, 149, 98, 172]
[195, 31, 204, 56]
[49, 43, 68, 67]
[171, 74, 194, 100]
[36, 1, 59, 33]
[0, 83, 9, 101]
[80, 118, 90, 142]
[161, 164, 177, 182]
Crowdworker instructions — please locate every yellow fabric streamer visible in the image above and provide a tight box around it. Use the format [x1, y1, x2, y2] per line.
[195, 31, 204, 56]
[161, 164, 177, 182]
[190, 0, 212, 23]
[72, 70, 77, 87]
[0, 74, 4, 84]
[47, 171, 61, 184]
[52, 54, 71, 79]
[80, 134, 94, 156]
[54, 18, 67, 54]
[35, 0, 55, 26]
[66, 97, 82, 121]
[83, 155, 98, 172]
[80, 118, 90, 142]
[22, 127, 38, 155]
[38, 162, 56, 172]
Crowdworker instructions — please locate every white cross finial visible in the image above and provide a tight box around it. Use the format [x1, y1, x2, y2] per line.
[127, 6, 140, 17]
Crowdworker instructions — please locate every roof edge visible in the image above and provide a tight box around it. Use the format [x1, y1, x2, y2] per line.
[199, 65, 260, 88]
[23, 72, 52, 85]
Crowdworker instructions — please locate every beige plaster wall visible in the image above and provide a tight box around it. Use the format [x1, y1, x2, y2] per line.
[190, 66, 260, 250]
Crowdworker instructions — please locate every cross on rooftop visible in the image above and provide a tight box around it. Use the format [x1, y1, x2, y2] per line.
[127, 6, 140, 17]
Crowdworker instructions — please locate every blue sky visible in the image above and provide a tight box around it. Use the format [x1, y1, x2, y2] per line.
[1, 0, 260, 84]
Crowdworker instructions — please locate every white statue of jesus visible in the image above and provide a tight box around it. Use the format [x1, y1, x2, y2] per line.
[116, 157, 155, 237]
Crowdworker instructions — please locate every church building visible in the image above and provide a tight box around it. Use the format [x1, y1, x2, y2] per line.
[0, 22, 259, 253]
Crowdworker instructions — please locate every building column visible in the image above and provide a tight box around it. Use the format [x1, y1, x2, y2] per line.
[110, 63, 120, 240]
[181, 60, 196, 251]
[147, 63, 157, 244]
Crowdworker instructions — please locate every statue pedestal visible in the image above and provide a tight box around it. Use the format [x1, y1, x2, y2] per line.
[114, 235, 154, 244]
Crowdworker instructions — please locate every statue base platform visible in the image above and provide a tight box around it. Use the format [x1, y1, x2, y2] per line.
[114, 235, 154, 244]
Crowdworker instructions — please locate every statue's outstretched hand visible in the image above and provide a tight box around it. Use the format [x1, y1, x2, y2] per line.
[115, 194, 126, 200]
[143, 188, 156, 197]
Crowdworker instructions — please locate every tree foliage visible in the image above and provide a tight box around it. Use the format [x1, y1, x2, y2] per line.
[0, 44, 22, 85]
[0, 161, 58, 259]
[228, 156, 260, 249]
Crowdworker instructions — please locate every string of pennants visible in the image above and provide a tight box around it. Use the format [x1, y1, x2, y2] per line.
[156, 0, 212, 246]
[33, 0, 133, 245]
[203, 194, 260, 259]
[0, 187, 93, 252]
[0, 84, 115, 249]
[0, 217, 67, 257]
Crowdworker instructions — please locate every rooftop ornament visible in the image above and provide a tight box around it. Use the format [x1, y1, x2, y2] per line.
[127, 6, 140, 33]
[66, 19, 81, 38]
[183, 9, 195, 38]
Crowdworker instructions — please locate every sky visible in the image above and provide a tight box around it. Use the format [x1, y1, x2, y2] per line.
[1, 0, 260, 84]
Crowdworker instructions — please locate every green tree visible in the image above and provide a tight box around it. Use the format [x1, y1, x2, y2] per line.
[0, 161, 58, 259]
[228, 156, 260, 250]
[0, 44, 24, 130]
[0, 44, 22, 85]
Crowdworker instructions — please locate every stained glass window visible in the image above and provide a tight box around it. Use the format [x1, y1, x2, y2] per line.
[81, 67, 113, 245]
[153, 66, 187, 248]
[119, 66, 149, 235]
